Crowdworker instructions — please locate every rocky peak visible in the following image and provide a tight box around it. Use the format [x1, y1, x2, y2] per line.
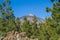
[20, 14, 44, 24]
[28, 14, 34, 16]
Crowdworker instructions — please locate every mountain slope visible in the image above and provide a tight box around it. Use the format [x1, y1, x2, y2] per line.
[19, 14, 44, 24]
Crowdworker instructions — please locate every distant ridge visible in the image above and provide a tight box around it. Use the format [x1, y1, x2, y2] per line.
[19, 14, 44, 24]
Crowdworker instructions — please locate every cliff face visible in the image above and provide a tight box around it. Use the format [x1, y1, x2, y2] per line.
[1, 31, 38, 40]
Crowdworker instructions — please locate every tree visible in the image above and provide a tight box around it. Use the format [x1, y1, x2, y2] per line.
[21, 16, 29, 32]
[0, 0, 16, 36]
[15, 18, 21, 32]
[46, 0, 60, 40]
[29, 16, 39, 38]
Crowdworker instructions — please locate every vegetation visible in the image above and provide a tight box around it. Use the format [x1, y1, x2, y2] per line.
[0, 0, 60, 40]
[0, 0, 17, 36]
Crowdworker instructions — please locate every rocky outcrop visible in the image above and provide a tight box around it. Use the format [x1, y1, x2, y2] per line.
[0, 37, 4, 40]
[2, 31, 38, 40]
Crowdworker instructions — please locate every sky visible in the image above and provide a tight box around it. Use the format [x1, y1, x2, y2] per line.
[0, 0, 52, 19]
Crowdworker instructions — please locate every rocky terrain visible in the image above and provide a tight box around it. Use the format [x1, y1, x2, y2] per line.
[0, 31, 38, 40]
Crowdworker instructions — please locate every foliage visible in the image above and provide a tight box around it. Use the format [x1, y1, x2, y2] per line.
[0, 0, 60, 40]
[0, 0, 16, 36]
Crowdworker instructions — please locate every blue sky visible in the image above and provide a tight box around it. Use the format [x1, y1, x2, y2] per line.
[1, 0, 52, 19]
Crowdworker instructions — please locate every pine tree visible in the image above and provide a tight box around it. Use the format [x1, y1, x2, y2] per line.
[0, 0, 16, 36]
[15, 18, 21, 32]
[46, 0, 60, 40]
[21, 16, 29, 32]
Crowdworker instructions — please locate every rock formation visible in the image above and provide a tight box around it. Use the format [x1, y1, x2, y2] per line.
[2, 31, 38, 40]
